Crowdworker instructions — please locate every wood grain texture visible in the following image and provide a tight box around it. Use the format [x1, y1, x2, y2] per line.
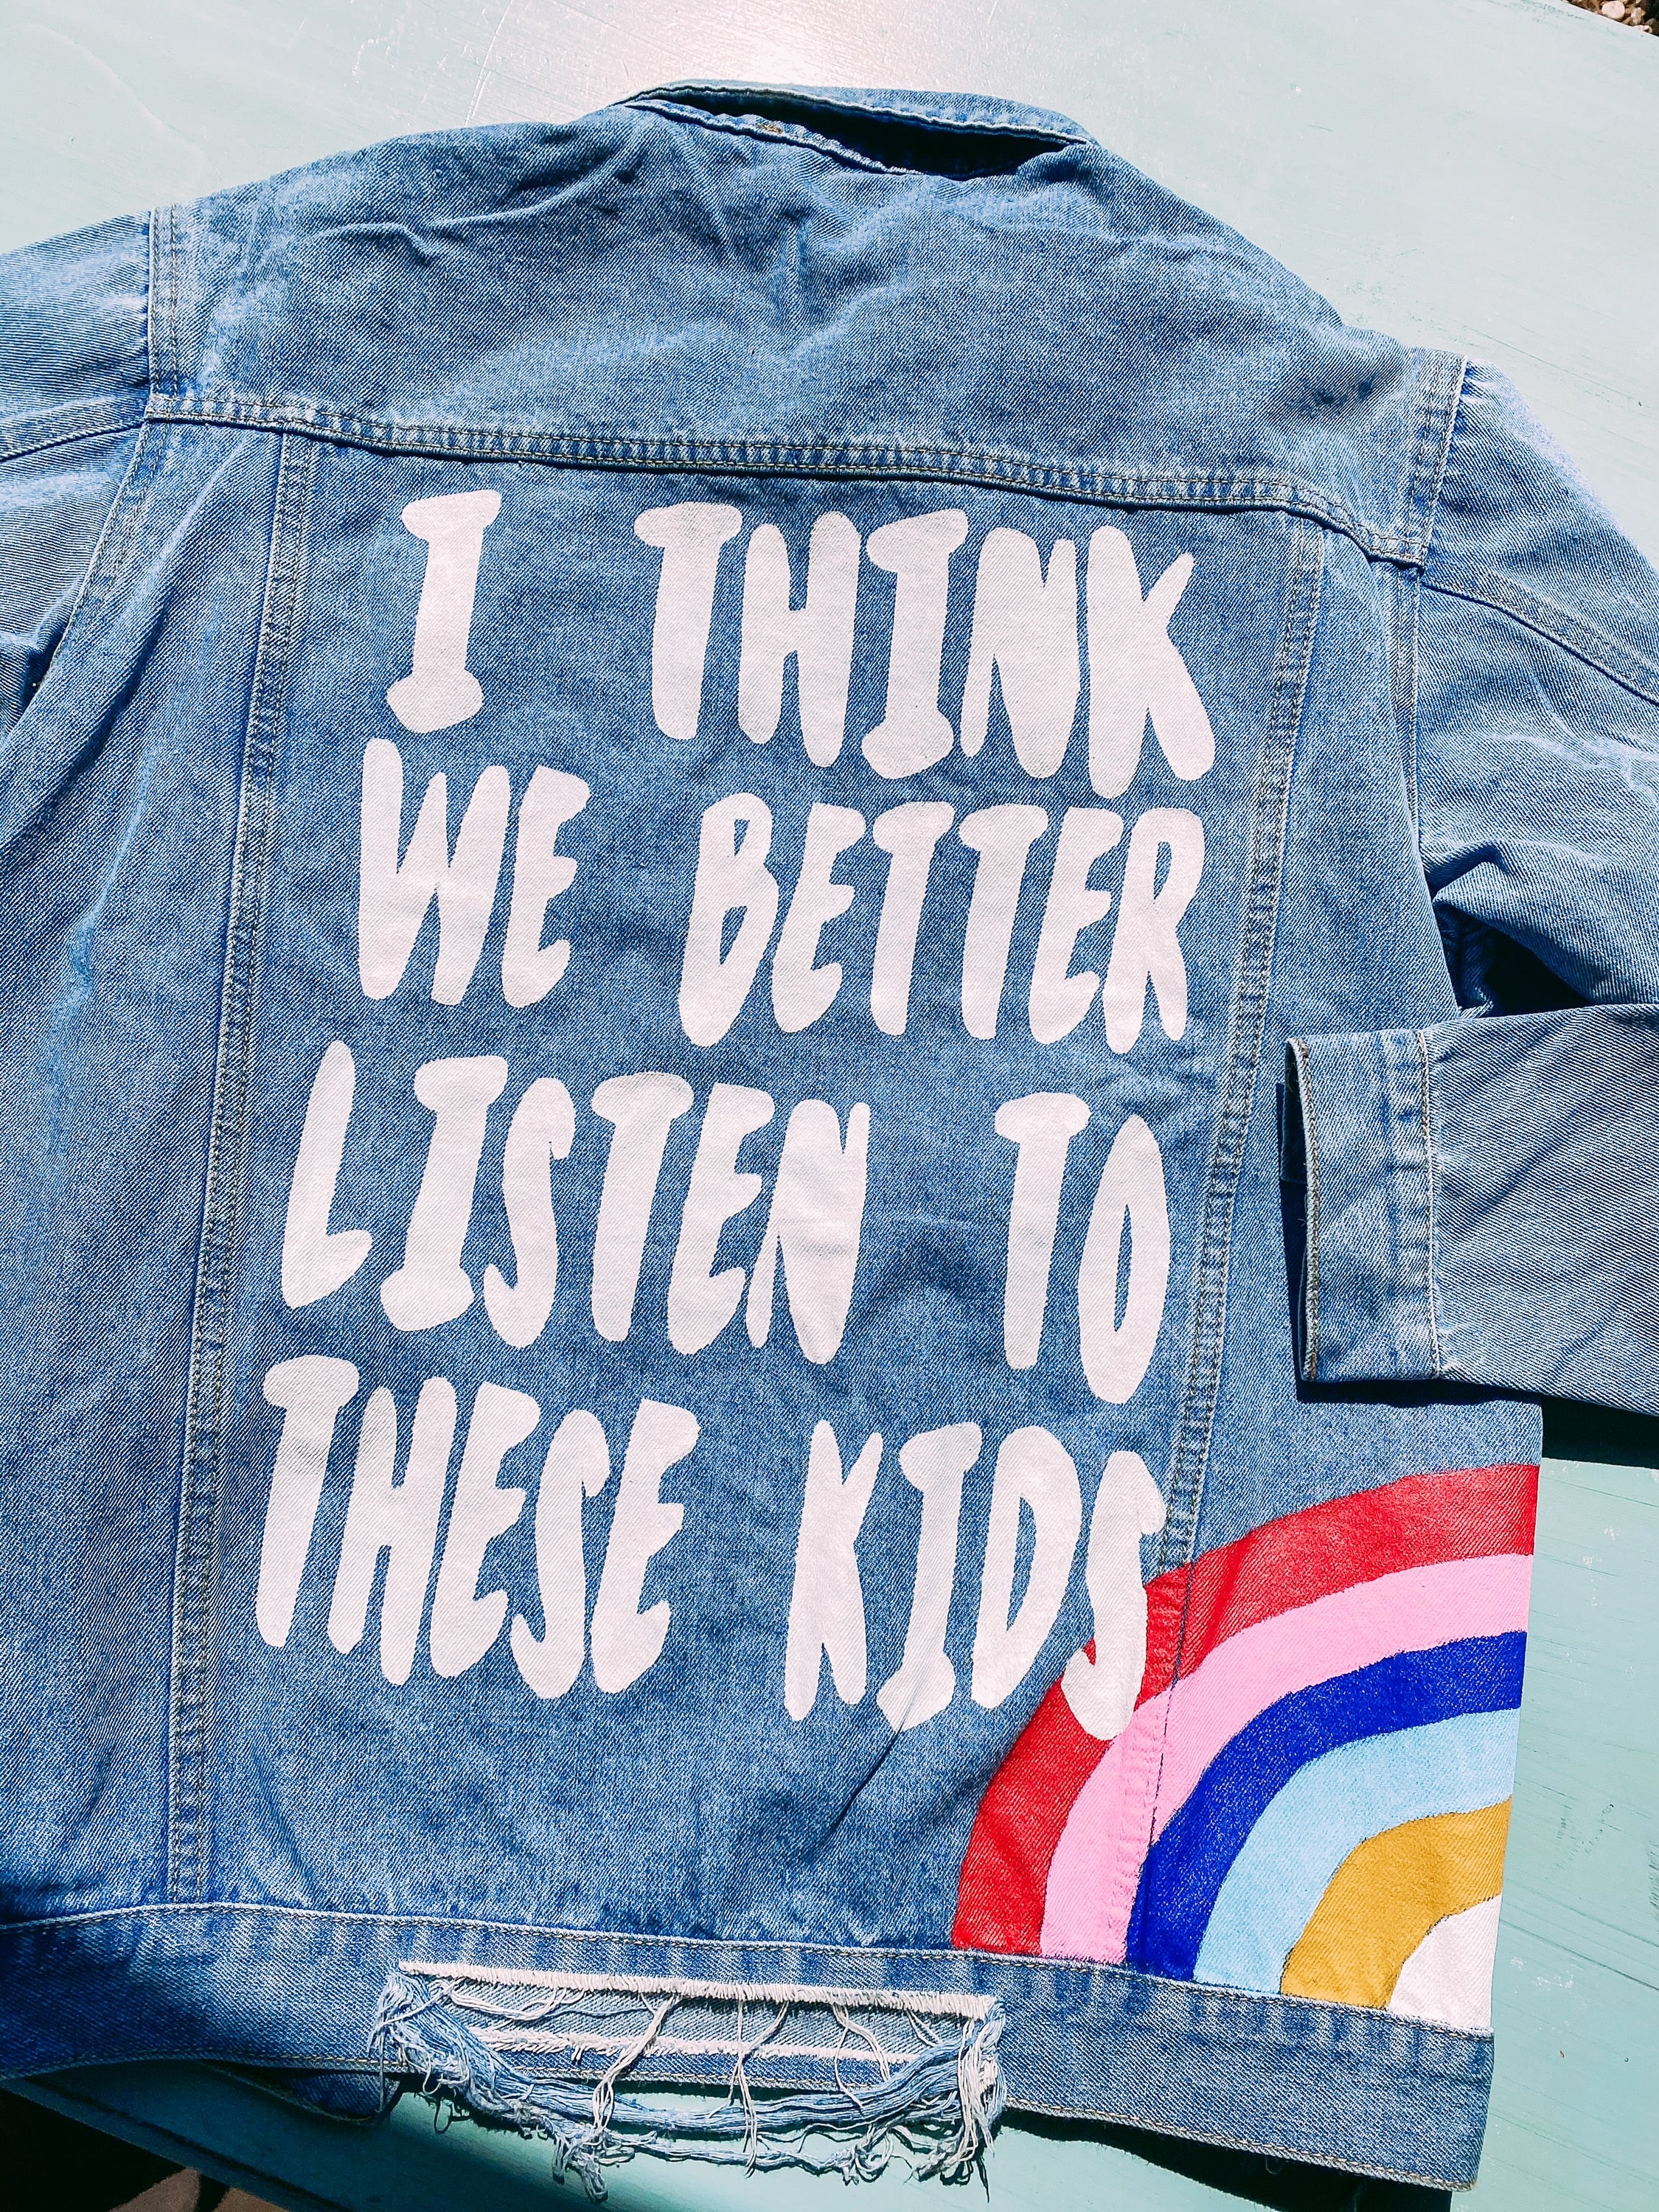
[4, 2, 1657, 2205]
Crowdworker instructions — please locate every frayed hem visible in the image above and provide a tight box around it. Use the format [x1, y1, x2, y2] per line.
[369, 1961, 1006, 2193]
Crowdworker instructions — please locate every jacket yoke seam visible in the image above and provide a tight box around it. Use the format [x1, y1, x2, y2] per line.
[138, 397, 1425, 563]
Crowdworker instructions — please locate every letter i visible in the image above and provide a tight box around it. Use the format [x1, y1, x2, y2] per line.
[387, 490, 501, 734]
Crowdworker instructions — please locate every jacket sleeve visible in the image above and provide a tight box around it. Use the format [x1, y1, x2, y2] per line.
[1284, 362, 1659, 1414]
[0, 215, 150, 742]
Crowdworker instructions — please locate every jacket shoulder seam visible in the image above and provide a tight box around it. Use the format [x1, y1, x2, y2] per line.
[1422, 568, 1659, 711]
[1402, 350, 1465, 561]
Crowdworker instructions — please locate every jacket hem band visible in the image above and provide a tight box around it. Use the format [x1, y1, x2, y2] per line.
[0, 1905, 1492, 2188]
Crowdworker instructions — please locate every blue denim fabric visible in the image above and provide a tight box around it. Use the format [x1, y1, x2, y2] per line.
[1, 80, 1655, 2192]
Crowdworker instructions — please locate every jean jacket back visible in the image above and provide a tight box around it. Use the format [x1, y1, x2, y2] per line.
[1, 80, 1656, 2194]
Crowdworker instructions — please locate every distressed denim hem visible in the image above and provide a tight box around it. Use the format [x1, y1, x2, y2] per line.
[0, 1907, 1492, 2188]
[1287, 1031, 1441, 1385]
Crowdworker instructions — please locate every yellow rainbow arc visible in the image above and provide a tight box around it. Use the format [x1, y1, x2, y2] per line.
[1280, 1799, 1511, 2010]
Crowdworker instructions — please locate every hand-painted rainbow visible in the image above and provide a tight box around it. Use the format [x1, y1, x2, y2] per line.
[953, 1463, 1537, 2028]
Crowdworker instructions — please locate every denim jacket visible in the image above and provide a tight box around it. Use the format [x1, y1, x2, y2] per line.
[1, 80, 1656, 2194]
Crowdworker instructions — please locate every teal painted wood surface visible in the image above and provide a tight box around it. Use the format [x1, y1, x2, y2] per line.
[4, 3, 1657, 2206]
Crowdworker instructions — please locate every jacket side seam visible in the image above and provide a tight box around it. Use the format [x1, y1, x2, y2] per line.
[169, 431, 317, 1905]
[1130, 516, 1326, 1892]
[1422, 569, 1659, 709]
[139, 398, 1419, 561]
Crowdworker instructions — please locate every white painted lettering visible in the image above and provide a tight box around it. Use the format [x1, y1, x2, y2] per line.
[1062, 1450, 1166, 1738]
[961, 530, 1079, 777]
[877, 1422, 981, 1731]
[635, 503, 742, 742]
[256, 1357, 359, 1649]
[679, 794, 779, 1047]
[482, 1077, 575, 1350]
[589, 1072, 693, 1343]
[996, 1092, 1090, 1370]
[328, 1377, 457, 1687]
[511, 1409, 611, 1700]
[862, 510, 967, 779]
[1029, 808, 1124, 1043]
[1101, 807, 1205, 1050]
[358, 737, 510, 1004]
[1085, 526, 1214, 798]
[380, 1056, 508, 1332]
[746, 1099, 869, 1363]
[428, 1382, 539, 1678]
[386, 490, 500, 735]
[1077, 1114, 1170, 1404]
[869, 802, 953, 1036]
[771, 804, 863, 1034]
[971, 1427, 1083, 1709]
[282, 1043, 371, 1309]
[501, 765, 588, 1009]
[959, 805, 1047, 1040]
[590, 1398, 698, 1693]
[667, 1083, 774, 1355]
[784, 1423, 883, 1719]
[738, 513, 861, 765]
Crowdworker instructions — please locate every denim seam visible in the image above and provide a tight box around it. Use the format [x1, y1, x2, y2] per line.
[1423, 570, 1659, 709]
[144, 203, 161, 399]
[632, 98, 927, 177]
[18, 2043, 1485, 2191]
[1406, 351, 1466, 557]
[0, 1902, 1495, 2052]
[139, 400, 1421, 561]
[1289, 1037, 1322, 1381]
[36, 2065, 1478, 2189]
[1137, 518, 1324, 1882]
[162, 200, 181, 400]
[1417, 1029, 1445, 1376]
[1395, 562, 1422, 835]
[170, 431, 317, 1905]
[0, 401, 149, 465]
[17, 420, 161, 725]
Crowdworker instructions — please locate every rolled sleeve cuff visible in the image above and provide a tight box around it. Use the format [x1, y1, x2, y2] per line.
[1284, 1030, 1442, 1388]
